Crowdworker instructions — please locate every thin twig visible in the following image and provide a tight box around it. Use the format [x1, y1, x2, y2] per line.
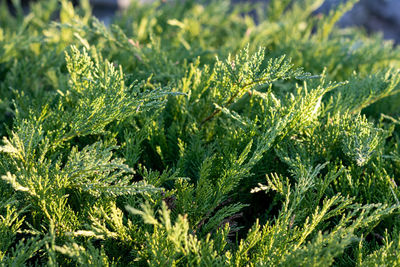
[200, 79, 264, 126]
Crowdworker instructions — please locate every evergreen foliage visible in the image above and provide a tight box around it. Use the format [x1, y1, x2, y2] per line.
[1, 0, 400, 265]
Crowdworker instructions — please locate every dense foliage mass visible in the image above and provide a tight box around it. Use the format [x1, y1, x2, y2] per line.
[1, 0, 400, 265]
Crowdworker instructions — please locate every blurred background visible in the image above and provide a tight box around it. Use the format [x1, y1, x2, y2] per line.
[9, 0, 400, 44]
[90, 0, 400, 43]
[320, 0, 400, 43]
